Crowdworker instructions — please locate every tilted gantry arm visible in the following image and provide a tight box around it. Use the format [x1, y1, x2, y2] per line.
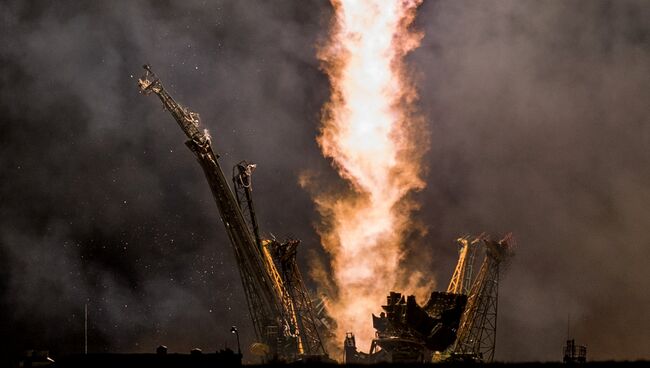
[232, 161, 328, 356]
[452, 234, 513, 362]
[233, 161, 263, 250]
[138, 65, 208, 147]
[447, 234, 482, 295]
[138, 65, 302, 358]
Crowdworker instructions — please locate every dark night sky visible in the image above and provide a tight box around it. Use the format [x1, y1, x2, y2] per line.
[1, 0, 648, 363]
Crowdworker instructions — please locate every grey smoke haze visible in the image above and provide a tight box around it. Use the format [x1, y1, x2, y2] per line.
[412, 0, 649, 361]
[0, 0, 648, 363]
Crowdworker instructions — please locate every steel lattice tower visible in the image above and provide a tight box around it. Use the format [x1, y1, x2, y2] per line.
[137, 65, 326, 361]
[453, 235, 512, 362]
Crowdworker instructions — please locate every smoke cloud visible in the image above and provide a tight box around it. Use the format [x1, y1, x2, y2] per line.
[411, 0, 649, 361]
[0, 0, 647, 363]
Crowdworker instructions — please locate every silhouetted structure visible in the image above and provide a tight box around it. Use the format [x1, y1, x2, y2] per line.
[564, 339, 587, 364]
[138, 66, 518, 365]
[343, 234, 514, 364]
[138, 65, 328, 362]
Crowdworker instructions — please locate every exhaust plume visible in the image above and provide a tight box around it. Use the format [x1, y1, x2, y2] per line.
[311, 0, 427, 350]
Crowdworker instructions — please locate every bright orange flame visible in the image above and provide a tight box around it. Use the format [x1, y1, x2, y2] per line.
[313, 0, 426, 351]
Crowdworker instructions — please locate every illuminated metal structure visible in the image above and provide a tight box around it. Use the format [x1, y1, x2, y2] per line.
[343, 234, 513, 364]
[232, 161, 327, 356]
[447, 235, 481, 296]
[137, 65, 327, 361]
[452, 233, 513, 362]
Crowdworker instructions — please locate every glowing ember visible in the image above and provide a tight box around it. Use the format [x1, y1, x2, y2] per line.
[313, 0, 426, 350]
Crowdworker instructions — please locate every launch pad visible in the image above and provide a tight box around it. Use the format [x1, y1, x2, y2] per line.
[344, 234, 513, 363]
[137, 65, 514, 364]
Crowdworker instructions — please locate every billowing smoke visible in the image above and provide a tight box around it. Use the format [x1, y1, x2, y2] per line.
[0, 0, 648, 363]
[411, 0, 649, 361]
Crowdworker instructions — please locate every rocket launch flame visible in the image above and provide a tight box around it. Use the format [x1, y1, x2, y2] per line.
[312, 0, 427, 350]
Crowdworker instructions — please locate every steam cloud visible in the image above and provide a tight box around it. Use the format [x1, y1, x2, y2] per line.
[0, 0, 648, 363]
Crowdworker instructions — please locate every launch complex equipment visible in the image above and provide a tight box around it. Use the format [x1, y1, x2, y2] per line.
[563, 339, 587, 364]
[137, 65, 514, 364]
[343, 234, 514, 363]
[137, 65, 329, 362]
